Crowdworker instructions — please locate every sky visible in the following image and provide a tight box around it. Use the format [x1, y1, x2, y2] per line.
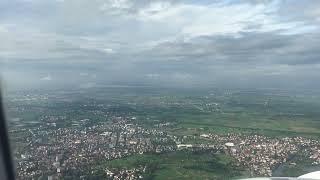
[1, 0, 320, 90]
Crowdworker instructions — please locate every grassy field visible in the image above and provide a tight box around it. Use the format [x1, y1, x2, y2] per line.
[165, 112, 320, 138]
[102, 151, 248, 180]
[131, 90, 320, 138]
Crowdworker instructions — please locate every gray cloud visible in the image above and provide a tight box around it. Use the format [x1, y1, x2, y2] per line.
[138, 32, 320, 66]
[0, 0, 320, 90]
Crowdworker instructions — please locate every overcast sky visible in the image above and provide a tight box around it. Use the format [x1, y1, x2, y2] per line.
[1, 0, 320, 90]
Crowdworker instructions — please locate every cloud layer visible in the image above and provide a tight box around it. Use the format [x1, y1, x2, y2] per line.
[1, 0, 320, 90]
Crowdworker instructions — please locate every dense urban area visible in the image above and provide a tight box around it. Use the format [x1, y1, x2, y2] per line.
[6, 87, 320, 179]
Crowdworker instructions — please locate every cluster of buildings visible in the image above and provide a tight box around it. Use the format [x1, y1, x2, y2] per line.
[12, 114, 320, 179]
[14, 117, 175, 179]
[197, 133, 320, 176]
[105, 166, 145, 180]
